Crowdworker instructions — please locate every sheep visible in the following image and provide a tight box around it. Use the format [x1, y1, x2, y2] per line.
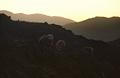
[56, 40, 66, 51]
[79, 46, 94, 64]
[38, 34, 54, 48]
[80, 46, 94, 61]
[82, 47, 93, 56]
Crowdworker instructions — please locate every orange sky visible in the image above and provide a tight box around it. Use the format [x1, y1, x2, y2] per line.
[0, 0, 120, 22]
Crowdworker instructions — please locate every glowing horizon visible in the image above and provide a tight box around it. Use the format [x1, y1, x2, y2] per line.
[0, 0, 120, 22]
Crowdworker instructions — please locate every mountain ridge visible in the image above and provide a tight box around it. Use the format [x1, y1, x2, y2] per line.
[0, 10, 75, 25]
[64, 16, 120, 41]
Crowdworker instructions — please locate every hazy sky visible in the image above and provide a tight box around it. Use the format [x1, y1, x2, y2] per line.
[0, 0, 120, 22]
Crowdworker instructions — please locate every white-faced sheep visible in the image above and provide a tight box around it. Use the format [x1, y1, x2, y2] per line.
[56, 40, 66, 51]
[38, 34, 54, 48]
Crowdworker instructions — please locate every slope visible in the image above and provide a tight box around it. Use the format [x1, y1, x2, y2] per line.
[64, 17, 120, 41]
[0, 14, 120, 78]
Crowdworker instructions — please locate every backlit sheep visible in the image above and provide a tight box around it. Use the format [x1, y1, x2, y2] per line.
[38, 34, 54, 48]
[81, 46, 93, 56]
[56, 40, 66, 51]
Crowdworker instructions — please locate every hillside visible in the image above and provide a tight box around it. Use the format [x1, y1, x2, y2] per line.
[0, 14, 120, 78]
[108, 38, 120, 47]
[64, 17, 120, 41]
[0, 10, 75, 25]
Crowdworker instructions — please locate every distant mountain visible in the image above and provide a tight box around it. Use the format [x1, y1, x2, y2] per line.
[64, 17, 120, 41]
[0, 10, 75, 25]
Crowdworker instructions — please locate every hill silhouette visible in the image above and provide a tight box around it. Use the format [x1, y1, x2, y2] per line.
[0, 10, 75, 25]
[108, 38, 120, 47]
[0, 14, 120, 78]
[64, 16, 120, 41]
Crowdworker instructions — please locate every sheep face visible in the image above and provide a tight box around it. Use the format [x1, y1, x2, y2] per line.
[47, 34, 54, 40]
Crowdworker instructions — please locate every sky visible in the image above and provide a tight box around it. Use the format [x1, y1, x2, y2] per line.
[0, 0, 120, 22]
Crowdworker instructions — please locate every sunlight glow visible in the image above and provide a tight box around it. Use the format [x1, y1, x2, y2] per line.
[0, 0, 120, 22]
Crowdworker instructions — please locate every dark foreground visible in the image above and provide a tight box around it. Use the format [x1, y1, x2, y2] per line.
[0, 14, 120, 78]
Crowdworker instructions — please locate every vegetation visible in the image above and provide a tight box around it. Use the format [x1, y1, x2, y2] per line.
[0, 14, 120, 78]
